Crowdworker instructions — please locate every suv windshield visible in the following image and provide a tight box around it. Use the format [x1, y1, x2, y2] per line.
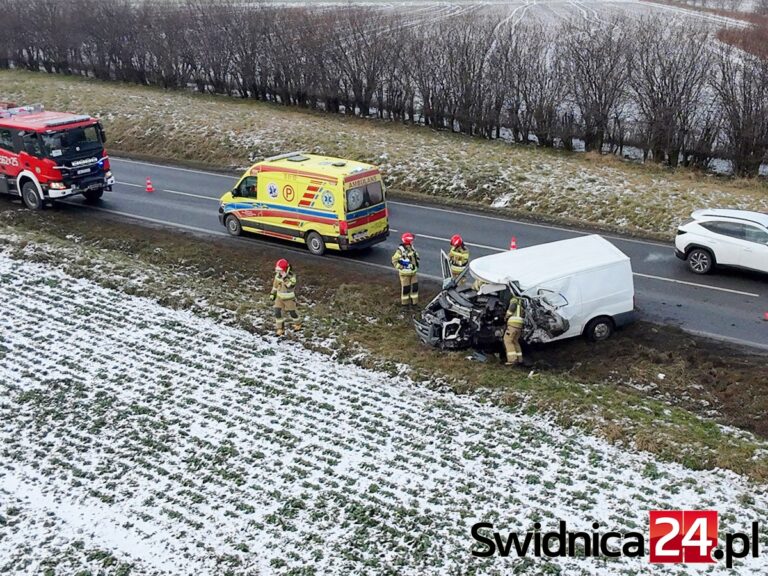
[40, 125, 102, 159]
[345, 181, 384, 212]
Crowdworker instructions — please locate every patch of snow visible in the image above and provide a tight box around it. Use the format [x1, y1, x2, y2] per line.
[1, 253, 767, 574]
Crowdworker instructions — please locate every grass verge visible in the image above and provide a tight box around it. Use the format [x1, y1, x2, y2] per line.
[1, 202, 767, 483]
[2, 69, 767, 239]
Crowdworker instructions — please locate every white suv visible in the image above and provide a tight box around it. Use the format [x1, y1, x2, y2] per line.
[675, 209, 768, 274]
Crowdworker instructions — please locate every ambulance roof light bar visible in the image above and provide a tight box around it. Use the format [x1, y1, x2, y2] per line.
[264, 150, 308, 162]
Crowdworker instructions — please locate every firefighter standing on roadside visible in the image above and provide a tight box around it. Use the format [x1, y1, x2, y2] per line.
[448, 234, 470, 280]
[391, 232, 420, 306]
[270, 258, 302, 336]
[503, 296, 525, 365]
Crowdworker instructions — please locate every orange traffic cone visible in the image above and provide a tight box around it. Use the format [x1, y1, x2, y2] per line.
[509, 236, 517, 250]
[145, 177, 154, 193]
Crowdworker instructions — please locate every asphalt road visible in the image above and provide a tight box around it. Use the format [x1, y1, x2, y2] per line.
[61, 157, 768, 350]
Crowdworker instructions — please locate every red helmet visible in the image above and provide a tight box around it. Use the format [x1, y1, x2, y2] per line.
[450, 234, 463, 247]
[401, 232, 414, 245]
[275, 258, 289, 272]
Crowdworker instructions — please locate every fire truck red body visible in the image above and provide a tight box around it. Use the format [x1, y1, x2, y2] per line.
[0, 102, 114, 209]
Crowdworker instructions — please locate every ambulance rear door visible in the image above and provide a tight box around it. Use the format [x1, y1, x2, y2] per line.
[343, 173, 388, 245]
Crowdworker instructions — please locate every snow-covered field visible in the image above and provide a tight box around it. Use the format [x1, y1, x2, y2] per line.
[251, 0, 757, 26]
[1, 252, 767, 575]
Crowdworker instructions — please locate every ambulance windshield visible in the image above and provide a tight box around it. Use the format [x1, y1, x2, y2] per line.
[346, 181, 384, 212]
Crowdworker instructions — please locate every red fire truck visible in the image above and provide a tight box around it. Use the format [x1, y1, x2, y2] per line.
[0, 102, 114, 209]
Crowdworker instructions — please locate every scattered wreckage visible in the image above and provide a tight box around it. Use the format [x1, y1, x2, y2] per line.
[414, 235, 636, 351]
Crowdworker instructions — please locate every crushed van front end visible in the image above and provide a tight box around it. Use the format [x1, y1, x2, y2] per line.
[414, 282, 571, 351]
[414, 287, 508, 351]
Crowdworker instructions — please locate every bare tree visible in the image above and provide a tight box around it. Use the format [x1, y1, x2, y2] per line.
[628, 17, 713, 166]
[510, 23, 564, 147]
[559, 17, 630, 152]
[325, 8, 396, 116]
[442, 17, 497, 134]
[142, 3, 194, 88]
[712, 47, 768, 177]
[1, 0, 765, 178]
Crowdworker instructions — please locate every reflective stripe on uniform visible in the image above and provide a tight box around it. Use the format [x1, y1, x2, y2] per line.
[506, 300, 523, 328]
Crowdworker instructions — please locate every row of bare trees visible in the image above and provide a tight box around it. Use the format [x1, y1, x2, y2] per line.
[1, 0, 766, 176]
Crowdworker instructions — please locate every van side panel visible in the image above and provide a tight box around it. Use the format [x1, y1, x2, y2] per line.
[539, 261, 634, 342]
[238, 171, 340, 248]
[572, 261, 634, 339]
[220, 159, 389, 252]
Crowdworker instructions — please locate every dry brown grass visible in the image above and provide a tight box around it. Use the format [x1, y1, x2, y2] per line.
[2, 69, 766, 239]
[2, 202, 768, 481]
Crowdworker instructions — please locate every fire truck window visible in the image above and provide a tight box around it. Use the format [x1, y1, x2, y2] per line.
[41, 133, 63, 156]
[22, 133, 42, 156]
[0, 129, 13, 151]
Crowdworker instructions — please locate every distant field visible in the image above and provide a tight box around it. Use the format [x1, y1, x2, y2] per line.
[249, 0, 753, 27]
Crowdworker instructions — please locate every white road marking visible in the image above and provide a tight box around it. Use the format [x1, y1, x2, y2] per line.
[110, 159, 758, 298]
[633, 273, 759, 298]
[113, 157, 237, 179]
[391, 228, 504, 252]
[58, 202, 766, 350]
[682, 329, 768, 352]
[388, 200, 672, 248]
[394, 228, 760, 298]
[164, 188, 218, 201]
[67, 203, 433, 279]
[116, 181, 219, 201]
[75, 205, 227, 236]
[114, 157, 673, 249]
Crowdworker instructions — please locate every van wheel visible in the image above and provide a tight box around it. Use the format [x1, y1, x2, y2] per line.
[306, 231, 326, 256]
[21, 182, 44, 210]
[585, 316, 614, 342]
[83, 189, 104, 203]
[686, 248, 713, 274]
[225, 214, 242, 236]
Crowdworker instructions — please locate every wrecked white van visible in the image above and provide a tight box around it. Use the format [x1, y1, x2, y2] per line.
[414, 234, 636, 350]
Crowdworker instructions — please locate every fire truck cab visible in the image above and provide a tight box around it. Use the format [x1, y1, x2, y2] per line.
[0, 102, 114, 210]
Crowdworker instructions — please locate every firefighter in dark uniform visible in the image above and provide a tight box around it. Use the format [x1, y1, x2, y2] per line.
[503, 296, 525, 365]
[448, 234, 470, 280]
[270, 258, 301, 336]
[391, 232, 420, 306]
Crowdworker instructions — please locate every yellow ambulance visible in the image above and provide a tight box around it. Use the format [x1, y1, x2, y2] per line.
[218, 152, 390, 255]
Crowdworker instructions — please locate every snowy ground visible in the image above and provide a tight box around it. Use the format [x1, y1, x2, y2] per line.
[250, 0, 757, 26]
[1, 252, 767, 575]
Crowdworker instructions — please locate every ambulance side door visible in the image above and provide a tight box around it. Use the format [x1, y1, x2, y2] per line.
[233, 175, 259, 223]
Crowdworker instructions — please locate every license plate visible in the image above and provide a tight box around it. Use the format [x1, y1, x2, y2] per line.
[77, 168, 90, 175]
[352, 231, 368, 242]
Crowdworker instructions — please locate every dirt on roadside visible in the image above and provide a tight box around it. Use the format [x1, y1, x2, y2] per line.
[2, 200, 766, 443]
[526, 322, 768, 438]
